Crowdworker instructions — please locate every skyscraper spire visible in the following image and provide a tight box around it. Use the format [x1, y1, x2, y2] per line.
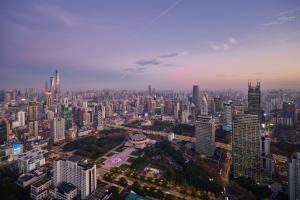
[45, 80, 49, 93]
[55, 69, 60, 93]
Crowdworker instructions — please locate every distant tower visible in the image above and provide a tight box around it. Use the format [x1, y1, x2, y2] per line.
[248, 82, 261, 120]
[44, 80, 52, 108]
[95, 104, 105, 130]
[55, 69, 60, 94]
[192, 85, 200, 115]
[195, 115, 216, 157]
[28, 101, 39, 136]
[148, 85, 152, 95]
[50, 77, 54, 93]
[200, 94, 208, 115]
[0, 118, 10, 145]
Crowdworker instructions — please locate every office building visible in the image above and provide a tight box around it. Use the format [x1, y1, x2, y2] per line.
[192, 85, 200, 115]
[223, 100, 233, 131]
[53, 156, 97, 199]
[280, 102, 296, 128]
[0, 118, 9, 145]
[248, 82, 262, 120]
[200, 94, 209, 115]
[61, 105, 73, 131]
[288, 152, 300, 200]
[51, 117, 65, 143]
[18, 111, 26, 127]
[195, 115, 216, 157]
[233, 114, 261, 182]
[95, 104, 105, 130]
[18, 148, 47, 173]
[28, 101, 39, 136]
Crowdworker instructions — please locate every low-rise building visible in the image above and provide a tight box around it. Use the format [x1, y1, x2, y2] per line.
[18, 148, 47, 173]
[54, 182, 79, 200]
[30, 177, 51, 200]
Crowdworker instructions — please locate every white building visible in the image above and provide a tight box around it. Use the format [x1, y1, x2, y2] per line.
[53, 156, 97, 199]
[200, 95, 209, 116]
[18, 148, 47, 173]
[18, 111, 26, 127]
[52, 117, 65, 143]
[288, 152, 300, 200]
[195, 115, 216, 157]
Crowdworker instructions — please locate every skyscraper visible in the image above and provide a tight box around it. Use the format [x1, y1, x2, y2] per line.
[61, 105, 73, 131]
[53, 156, 97, 199]
[200, 94, 208, 116]
[55, 69, 60, 94]
[94, 104, 105, 130]
[195, 115, 216, 157]
[28, 101, 39, 136]
[17, 111, 26, 127]
[223, 100, 233, 131]
[51, 117, 65, 143]
[232, 114, 261, 182]
[248, 82, 262, 120]
[192, 85, 200, 115]
[148, 84, 152, 95]
[288, 152, 300, 200]
[0, 118, 9, 145]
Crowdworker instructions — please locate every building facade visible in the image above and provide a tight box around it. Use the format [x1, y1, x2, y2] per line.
[195, 115, 216, 157]
[51, 117, 65, 143]
[288, 152, 300, 200]
[53, 156, 97, 199]
[233, 114, 261, 182]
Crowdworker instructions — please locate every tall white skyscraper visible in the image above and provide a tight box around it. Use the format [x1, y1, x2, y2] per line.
[53, 156, 97, 199]
[200, 94, 209, 116]
[52, 117, 65, 143]
[195, 115, 216, 157]
[233, 114, 261, 182]
[288, 152, 300, 200]
[17, 111, 25, 127]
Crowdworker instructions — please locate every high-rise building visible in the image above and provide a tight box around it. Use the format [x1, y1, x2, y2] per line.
[192, 85, 200, 115]
[53, 156, 97, 199]
[28, 101, 39, 136]
[288, 152, 300, 200]
[200, 94, 208, 115]
[17, 111, 26, 127]
[232, 114, 261, 182]
[280, 102, 296, 128]
[248, 82, 262, 120]
[95, 104, 105, 130]
[260, 131, 273, 182]
[148, 85, 152, 95]
[223, 100, 233, 131]
[55, 69, 60, 94]
[51, 117, 65, 143]
[0, 118, 9, 145]
[195, 115, 216, 157]
[61, 105, 73, 131]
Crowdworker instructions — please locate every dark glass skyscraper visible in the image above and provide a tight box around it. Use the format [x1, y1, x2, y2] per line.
[192, 85, 200, 115]
[248, 82, 262, 120]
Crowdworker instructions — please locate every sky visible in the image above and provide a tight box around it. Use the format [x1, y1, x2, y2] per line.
[0, 0, 300, 91]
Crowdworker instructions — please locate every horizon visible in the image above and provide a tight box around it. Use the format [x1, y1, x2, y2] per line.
[1, 0, 300, 90]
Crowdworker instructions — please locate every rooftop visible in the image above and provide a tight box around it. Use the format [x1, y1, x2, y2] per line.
[57, 182, 77, 194]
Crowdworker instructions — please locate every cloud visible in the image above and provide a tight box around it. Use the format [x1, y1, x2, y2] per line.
[158, 53, 179, 58]
[210, 37, 237, 51]
[261, 8, 300, 28]
[135, 58, 162, 66]
[124, 66, 146, 73]
[262, 16, 296, 27]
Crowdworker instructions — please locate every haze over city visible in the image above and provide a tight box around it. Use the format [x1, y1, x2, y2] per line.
[1, 0, 300, 90]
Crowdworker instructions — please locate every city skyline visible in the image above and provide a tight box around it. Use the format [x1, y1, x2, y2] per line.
[1, 0, 300, 90]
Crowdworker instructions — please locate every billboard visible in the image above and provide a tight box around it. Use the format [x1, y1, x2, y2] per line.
[12, 143, 22, 155]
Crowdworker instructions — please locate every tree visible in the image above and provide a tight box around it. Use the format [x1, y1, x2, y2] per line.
[118, 177, 128, 187]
